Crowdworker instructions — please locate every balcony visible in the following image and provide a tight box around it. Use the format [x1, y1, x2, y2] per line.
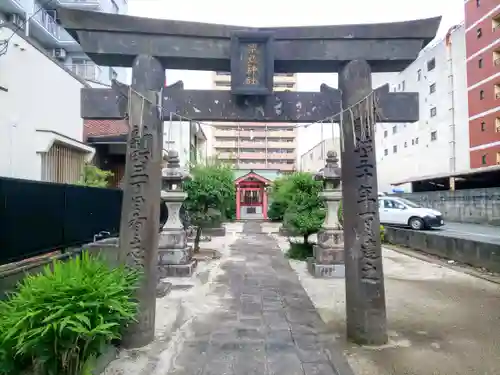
[269, 163, 295, 171]
[214, 141, 237, 148]
[66, 63, 103, 82]
[0, 0, 23, 14]
[30, 2, 78, 50]
[267, 152, 296, 160]
[57, 0, 101, 10]
[267, 141, 296, 148]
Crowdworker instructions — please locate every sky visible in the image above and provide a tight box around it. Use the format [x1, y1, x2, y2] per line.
[128, 0, 464, 91]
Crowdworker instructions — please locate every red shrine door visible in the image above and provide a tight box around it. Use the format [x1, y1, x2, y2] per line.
[235, 173, 270, 220]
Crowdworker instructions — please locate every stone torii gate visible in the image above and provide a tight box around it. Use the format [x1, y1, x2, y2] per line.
[59, 9, 440, 348]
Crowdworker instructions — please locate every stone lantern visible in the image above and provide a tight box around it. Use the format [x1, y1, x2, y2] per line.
[308, 150, 345, 278]
[158, 150, 196, 277]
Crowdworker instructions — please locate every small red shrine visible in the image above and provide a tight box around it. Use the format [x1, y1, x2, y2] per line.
[235, 171, 272, 220]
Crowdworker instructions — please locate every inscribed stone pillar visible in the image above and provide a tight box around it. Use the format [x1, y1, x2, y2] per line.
[158, 150, 196, 277]
[308, 151, 344, 278]
[338, 60, 388, 345]
[118, 55, 165, 349]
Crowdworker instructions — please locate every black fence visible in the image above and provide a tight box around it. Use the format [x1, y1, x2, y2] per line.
[0, 177, 122, 265]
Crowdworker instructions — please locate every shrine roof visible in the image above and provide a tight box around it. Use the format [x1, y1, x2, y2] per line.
[233, 169, 281, 183]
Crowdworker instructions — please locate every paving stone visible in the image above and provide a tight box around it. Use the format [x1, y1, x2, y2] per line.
[169, 222, 353, 375]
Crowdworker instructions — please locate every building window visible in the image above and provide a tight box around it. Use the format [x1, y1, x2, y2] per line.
[427, 58, 436, 71]
[430, 107, 437, 117]
[497, 152, 500, 165]
[481, 121, 486, 131]
[494, 50, 500, 66]
[384, 130, 388, 138]
[41, 143, 86, 184]
[494, 15, 500, 31]
[477, 28, 482, 38]
[404, 141, 408, 148]
[415, 137, 419, 145]
[495, 84, 500, 99]
[384, 149, 388, 156]
[476, 0, 480, 6]
[481, 154, 487, 165]
[496, 117, 500, 132]
[430, 131, 437, 141]
[393, 145, 397, 153]
[412, 139, 415, 145]
[478, 58, 483, 68]
[401, 80, 405, 91]
[429, 83, 436, 94]
[417, 69, 422, 81]
[392, 126, 397, 134]
[480, 90, 485, 100]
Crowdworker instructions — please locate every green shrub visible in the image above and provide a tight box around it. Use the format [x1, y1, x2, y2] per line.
[380, 225, 386, 243]
[286, 242, 314, 261]
[337, 199, 344, 228]
[0, 251, 140, 375]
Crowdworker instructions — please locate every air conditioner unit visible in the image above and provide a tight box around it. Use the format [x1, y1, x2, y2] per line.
[51, 48, 67, 60]
[9, 14, 25, 30]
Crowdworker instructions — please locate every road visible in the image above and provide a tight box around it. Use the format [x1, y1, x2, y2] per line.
[425, 221, 500, 244]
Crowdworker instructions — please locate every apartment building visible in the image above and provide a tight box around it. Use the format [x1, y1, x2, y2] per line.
[465, 0, 500, 167]
[375, 24, 469, 192]
[0, 0, 127, 85]
[211, 72, 297, 171]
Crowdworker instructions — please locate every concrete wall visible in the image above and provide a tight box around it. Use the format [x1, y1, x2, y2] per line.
[0, 27, 92, 181]
[0, 239, 120, 300]
[385, 227, 500, 273]
[395, 187, 500, 225]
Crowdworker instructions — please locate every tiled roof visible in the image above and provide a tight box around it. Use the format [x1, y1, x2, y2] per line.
[83, 119, 128, 140]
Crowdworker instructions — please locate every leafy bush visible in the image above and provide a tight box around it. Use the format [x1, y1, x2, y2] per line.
[0, 252, 140, 375]
[286, 242, 314, 261]
[76, 164, 114, 188]
[184, 163, 235, 252]
[380, 225, 386, 243]
[337, 199, 344, 228]
[267, 200, 287, 222]
[280, 173, 325, 244]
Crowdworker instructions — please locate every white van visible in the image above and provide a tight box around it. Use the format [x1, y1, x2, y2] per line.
[378, 196, 444, 230]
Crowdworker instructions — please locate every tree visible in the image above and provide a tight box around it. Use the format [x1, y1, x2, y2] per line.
[267, 176, 288, 221]
[183, 163, 235, 252]
[76, 163, 114, 188]
[276, 172, 325, 244]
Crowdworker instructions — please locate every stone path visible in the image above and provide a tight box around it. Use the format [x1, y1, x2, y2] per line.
[168, 222, 353, 375]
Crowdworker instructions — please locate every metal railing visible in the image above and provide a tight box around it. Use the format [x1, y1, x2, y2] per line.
[33, 3, 60, 39]
[59, 0, 100, 4]
[67, 63, 102, 81]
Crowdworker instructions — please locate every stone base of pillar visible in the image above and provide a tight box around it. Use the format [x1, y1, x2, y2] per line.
[158, 230, 197, 277]
[156, 280, 172, 298]
[308, 228, 345, 279]
[307, 258, 345, 278]
[158, 260, 197, 277]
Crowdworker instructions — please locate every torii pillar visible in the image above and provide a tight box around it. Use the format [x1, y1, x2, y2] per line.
[339, 60, 387, 346]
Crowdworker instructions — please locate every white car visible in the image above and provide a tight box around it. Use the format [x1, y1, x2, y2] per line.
[378, 196, 444, 230]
